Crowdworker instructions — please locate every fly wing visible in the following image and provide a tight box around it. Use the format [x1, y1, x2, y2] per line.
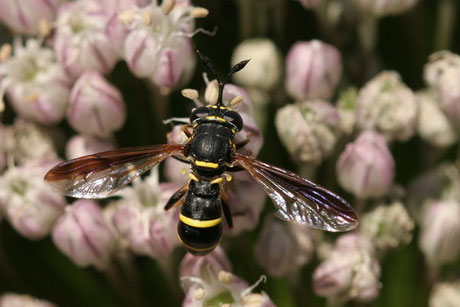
[44, 144, 185, 199]
[233, 153, 358, 232]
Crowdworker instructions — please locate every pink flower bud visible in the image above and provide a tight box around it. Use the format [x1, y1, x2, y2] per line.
[0, 293, 56, 307]
[54, 1, 119, 78]
[424, 51, 460, 133]
[285, 40, 342, 100]
[419, 200, 460, 267]
[336, 131, 395, 199]
[356, 71, 418, 141]
[231, 39, 282, 90]
[0, 0, 59, 35]
[350, 0, 418, 17]
[65, 134, 115, 159]
[254, 215, 315, 277]
[276, 100, 341, 164]
[2, 39, 71, 125]
[67, 71, 126, 137]
[52, 199, 116, 269]
[416, 90, 457, 147]
[0, 159, 66, 239]
[313, 234, 381, 302]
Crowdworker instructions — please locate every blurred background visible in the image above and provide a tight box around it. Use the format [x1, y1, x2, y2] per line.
[0, 0, 460, 306]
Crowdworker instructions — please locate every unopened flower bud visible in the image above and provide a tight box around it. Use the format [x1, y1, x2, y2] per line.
[424, 51, 460, 133]
[419, 199, 460, 267]
[337, 131, 395, 199]
[430, 281, 460, 307]
[276, 100, 341, 164]
[360, 201, 414, 252]
[65, 135, 115, 159]
[52, 200, 116, 269]
[356, 71, 418, 141]
[2, 39, 71, 125]
[254, 215, 315, 277]
[67, 71, 126, 137]
[417, 90, 457, 147]
[285, 40, 342, 100]
[337, 87, 358, 135]
[313, 234, 381, 302]
[350, 0, 418, 17]
[0, 293, 56, 307]
[0, 0, 60, 35]
[231, 39, 282, 91]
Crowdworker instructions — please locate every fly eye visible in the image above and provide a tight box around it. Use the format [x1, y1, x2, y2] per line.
[190, 106, 210, 122]
[224, 110, 243, 131]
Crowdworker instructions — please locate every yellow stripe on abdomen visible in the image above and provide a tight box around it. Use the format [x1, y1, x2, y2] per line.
[180, 214, 221, 228]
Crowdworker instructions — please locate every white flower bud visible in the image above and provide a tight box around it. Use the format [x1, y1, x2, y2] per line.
[430, 281, 460, 307]
[254, 215, 315, 277]
[419, 199, 460, 267]
[54, 1, 119, 78]
[336, 131, 395, 199]
[1, 39, 71, 125]
[313, 234, 381, 303]
[231, 39, 282, 91]
[65, 134, 115, 159]
[67, 71, 126, 137]
[52, 199, 116, 269]
[356, 71, 418, 141]
[276, 100, 341, 164]
[0, 293, 56, 307]
[0, 0, 60, 35]
[416, 90, 456, 147]
[350, 0, 418, 17]
[285, 40, 342, 100]
[360, 201, 414, 252]
[424, 51, 460, 133]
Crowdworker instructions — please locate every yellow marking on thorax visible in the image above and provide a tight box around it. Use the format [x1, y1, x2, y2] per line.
[210, 177, 223, 184]
[180, 214, 222, 228]
[208, 105, 232, 110]
[189, 173, 199, 181]
[194, 160, 219, 169]
[205, 116, 226, 123]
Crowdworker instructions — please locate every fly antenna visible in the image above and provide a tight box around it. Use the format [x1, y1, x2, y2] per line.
[197, 50, 250, 107]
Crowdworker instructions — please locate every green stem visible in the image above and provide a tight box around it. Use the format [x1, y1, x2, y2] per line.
[357, 14, 378, 53]
[434, 0, 458, 51]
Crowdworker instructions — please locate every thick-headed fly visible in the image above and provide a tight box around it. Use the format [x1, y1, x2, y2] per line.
[45, 51, 358, 256]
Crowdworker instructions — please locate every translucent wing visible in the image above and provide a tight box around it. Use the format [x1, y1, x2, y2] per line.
[233, 153, 358, 232]
[44, 144, 185, 199]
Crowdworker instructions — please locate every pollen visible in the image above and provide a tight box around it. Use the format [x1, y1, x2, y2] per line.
[194, 288, 205, 300]
[218, 271, 234, 284]
[229, 95, 244, 107]
[119, 10, 135, 25]
[26, 92, 39, 103]
[162, 0, 176, 15]
[0, 44, 11, 62]
[190, 7, 209, 18]
[143, 10, 152, 26]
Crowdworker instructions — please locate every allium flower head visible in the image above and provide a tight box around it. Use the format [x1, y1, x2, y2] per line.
[121, 0, 206, 87]
[360, 201, 414, 252]
[336, 130, 395, 199]
[54, 0, 119, 78]
[313, 234, 381, 303]
[430, 280, 460, 307]
[112, 167, 182, 259]
[52, 199, 116, 269]
[0, 39, 71, 125]
[0, 0, 60, 35]
[356, 71, 418, 141]
[65, 134, 115, 160]
[275, 100, 341, 164]
[0, 158, 66, 239]
[285, 40, 342, 101]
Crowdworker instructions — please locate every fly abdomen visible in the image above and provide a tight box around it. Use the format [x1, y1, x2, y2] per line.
[177, 179, 223, 255]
